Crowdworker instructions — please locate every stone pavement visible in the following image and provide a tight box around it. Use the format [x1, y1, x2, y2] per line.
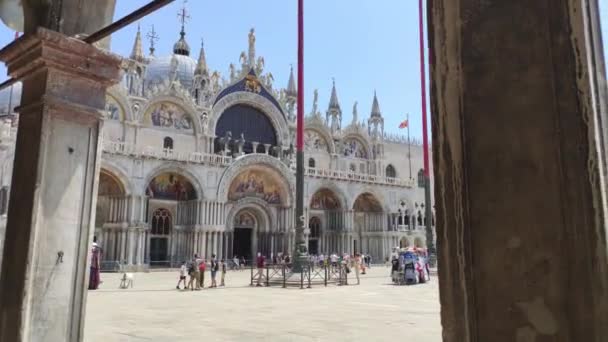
[84, 266, 441, 342]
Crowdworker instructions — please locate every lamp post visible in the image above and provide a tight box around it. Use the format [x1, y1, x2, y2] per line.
[418, 0, 436, 266]
[292, 0, 308, 273]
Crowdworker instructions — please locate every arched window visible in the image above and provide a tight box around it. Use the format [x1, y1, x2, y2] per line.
[349, 164, 356, 172]
[163, 137, 174, 150]
[151, 208, 172, 235]
[417, 211, 423, 226]
[386, 164, 397, 178]
[308, 158, 316, 168]
[215, 104, 277, 154]
[417, 169, 425, 188]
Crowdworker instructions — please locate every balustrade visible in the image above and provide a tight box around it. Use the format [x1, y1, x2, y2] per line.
[102, 140, 413, 187]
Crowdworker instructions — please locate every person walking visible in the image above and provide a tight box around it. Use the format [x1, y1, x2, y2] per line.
[186, 260, 196, 291]
[256, 252, 265, 287]
[233, 255, 239, 271]
[352, 254, 361, 285]
[198, 258, 206, 289]
[192, 254, 201, 290]
[210, 254, 219, 288]
[176, 261, 187, 290]
[220, 259, 227, 286]
[88, 242, 102, 290]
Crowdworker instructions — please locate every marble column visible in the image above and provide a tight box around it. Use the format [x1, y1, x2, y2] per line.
[430, 0, 608, 340]
[0, 28, 121, 342]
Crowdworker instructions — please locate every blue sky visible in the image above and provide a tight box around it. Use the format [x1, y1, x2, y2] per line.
[0, 1, 607, 139]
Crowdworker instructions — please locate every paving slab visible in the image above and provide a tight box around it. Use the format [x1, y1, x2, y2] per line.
[84, 267, 441, 342]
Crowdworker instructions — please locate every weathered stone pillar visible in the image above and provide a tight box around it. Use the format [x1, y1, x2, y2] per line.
[429, 0, 608, 341]
[0, 28, 121, 341]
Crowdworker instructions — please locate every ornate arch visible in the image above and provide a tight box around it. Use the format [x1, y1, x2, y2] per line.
[352, 187, 387, 212]
[216, 154, 295, 206]
[210, 91, 289, 146]
[99, 160, 133, 195]
[304, 119, 335, 154]
[225, 197, 275, 233]
[341, 133, 373, 159]
[106, 86, 133, 122]
[139, 95, 202, 135]
[143, 163, 203, 200]
[308, 181, 349, 210]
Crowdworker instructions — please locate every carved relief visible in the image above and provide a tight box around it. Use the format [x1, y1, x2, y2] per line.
[304, 130, 329, 152]
[146, 102, 193, 132]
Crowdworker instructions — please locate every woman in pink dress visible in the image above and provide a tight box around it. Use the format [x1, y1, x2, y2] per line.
[88, 242, 102, 290]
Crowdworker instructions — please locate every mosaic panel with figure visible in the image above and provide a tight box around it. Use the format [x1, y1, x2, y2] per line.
[105, 95, 123, 121]
[342, 138, 368, 159]
[228, 168, 283, 205]
[310, 189, 341, 210]
[304, 130, 329, 152]
[147, 102, 193, 132]
[98, 171, 124, 196]
[146, 173, 197, 201]
[235, 212, 256, 227]
[353, 193, 382, 212]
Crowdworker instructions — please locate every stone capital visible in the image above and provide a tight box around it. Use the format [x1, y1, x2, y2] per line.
[0, 28, 122, 123]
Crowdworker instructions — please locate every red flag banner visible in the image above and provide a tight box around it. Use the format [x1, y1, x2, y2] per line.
[399, 120, 409, 129]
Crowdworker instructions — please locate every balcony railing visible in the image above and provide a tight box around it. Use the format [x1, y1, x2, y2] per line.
[102, 140, 413, 188]
[303, 167, 415, 188]
[102, 140, 232, 166]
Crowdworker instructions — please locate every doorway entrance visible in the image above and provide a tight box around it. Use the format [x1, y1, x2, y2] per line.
[233, 211, 256, 260]
[233, 228, 252, 260]
[149, 208, 172, 267]
[308, 217, 321, 255]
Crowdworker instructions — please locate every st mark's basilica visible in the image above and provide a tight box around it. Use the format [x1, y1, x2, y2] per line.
[0, 18, 434, 270]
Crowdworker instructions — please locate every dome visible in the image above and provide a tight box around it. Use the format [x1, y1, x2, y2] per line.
[144, 54, 197, 89]
[0, 82, 21, 115]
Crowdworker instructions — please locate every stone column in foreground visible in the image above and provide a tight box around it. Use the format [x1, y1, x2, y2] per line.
[429, 0, 608, 341]
[0, 28, 122, 342]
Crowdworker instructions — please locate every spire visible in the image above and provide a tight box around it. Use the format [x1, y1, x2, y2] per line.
[371, 90, 382, 118]
[173, 1, 191, 56]
[328, 78, 341, 111]
[130, 24, 144, 62]
[146, 25, 159, 56]
[194, 39, 208, 76]
[286, 64, 297, 97]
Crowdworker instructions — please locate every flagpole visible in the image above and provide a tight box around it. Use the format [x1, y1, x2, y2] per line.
[292, 0, 308, 273]
[407, 113, 412, 179]
[418, 0, 435, 265]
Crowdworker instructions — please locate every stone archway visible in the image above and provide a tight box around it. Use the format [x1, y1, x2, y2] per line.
[225, 198, 274, 260]
[96, 169, 126, 228]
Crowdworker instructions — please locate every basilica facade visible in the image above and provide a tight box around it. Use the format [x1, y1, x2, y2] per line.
[0, 24, 434, 270]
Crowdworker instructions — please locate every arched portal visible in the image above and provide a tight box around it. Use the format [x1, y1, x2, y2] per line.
[149, 208, 172, 266]
[214, 104, 278, 155]
[353, 192, 384, 259]
[353, 193, 383, 212]
[308, 217, 321, 255]
[96, 169, 126, 227]
[146, 172, 197, 201]
[232, 208, 266, 260]
[310, 188, 342, 211]
[400, 237, 411, 248]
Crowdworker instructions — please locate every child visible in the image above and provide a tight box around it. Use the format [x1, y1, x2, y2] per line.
[220, 259, 227, 286]
[176, 261, 187, 290]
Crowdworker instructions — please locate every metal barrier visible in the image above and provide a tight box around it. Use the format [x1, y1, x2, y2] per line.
[249, 262, 351, 288]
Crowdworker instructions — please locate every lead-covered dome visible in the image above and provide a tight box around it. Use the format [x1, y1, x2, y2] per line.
[144, 54, 197, 89]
